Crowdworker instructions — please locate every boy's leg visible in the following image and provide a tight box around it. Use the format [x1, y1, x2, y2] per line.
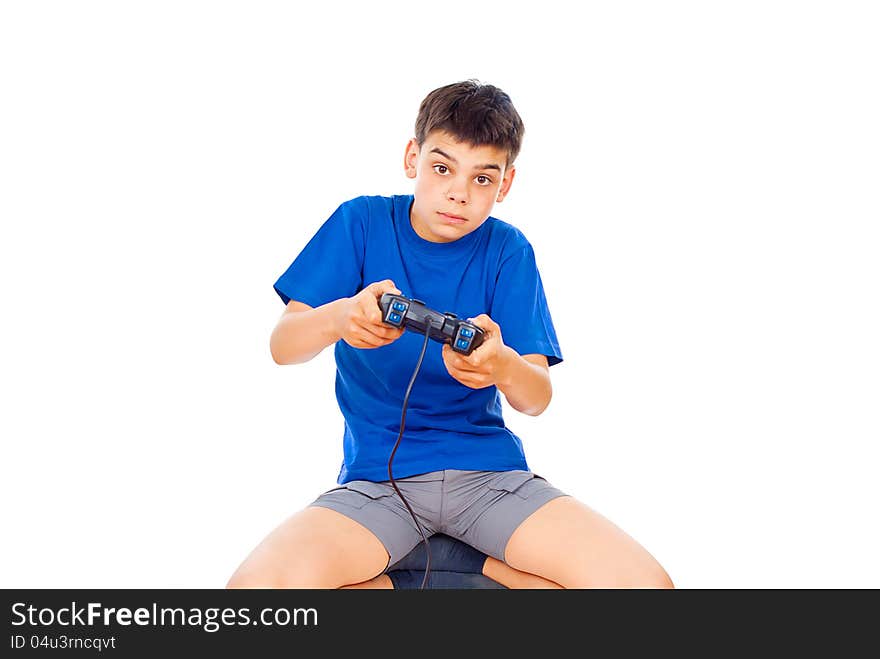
[481, 556, 562, 589]
[453, 470, 672, 589]
[228, 476, 440, 588]
[227, 506, 389, 589]
[503, 496, 674, 589]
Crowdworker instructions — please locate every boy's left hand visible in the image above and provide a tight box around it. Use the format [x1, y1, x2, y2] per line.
[441, 314, 512, 389]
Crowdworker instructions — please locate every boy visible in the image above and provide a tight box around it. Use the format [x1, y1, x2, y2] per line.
[227, 80, 673, 589]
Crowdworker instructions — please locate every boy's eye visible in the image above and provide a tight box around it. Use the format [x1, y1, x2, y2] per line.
[433, 162, 492, 186]
[433, 164, 493, 186]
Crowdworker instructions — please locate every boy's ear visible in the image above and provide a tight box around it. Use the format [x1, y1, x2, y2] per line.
[404, 138, 419, 179]
[496, 165, 516, 202]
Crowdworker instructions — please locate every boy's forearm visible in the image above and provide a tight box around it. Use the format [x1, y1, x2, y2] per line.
[270, 299, 345, 365]
[496, 347, 552, 416]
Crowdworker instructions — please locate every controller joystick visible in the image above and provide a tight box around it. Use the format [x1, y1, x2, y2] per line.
[379, 293, 485, 355]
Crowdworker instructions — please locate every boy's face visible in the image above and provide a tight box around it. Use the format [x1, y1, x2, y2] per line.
[404, 130, 516, 243]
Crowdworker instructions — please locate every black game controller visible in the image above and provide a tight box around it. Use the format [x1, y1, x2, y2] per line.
[379, 294, 485, 355]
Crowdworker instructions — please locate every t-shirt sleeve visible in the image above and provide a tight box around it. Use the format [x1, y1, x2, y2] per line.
[273, 198, 366, 308]
[490, 242, 563, 367]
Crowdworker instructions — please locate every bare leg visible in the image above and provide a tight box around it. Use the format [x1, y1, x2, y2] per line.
[482, 556, 563, 589]
[503, 496, 674, 589]
[226, 506, 389, 589]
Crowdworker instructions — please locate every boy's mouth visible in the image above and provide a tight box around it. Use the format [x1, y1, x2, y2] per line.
[438, 212, 467, 224]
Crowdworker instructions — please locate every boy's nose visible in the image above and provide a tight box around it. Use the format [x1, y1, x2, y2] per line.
[446, 184, 468, 205]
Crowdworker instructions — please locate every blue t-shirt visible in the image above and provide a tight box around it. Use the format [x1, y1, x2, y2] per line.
[273, 194, 563, 483]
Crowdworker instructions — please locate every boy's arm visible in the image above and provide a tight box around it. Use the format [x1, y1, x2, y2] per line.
[441, 315, 552, 416]
[496, 351, 551, 417]
[269, 298, 347, 365]
[270, 280, 404, 365]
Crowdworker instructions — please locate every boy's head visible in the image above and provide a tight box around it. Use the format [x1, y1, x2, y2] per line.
[404, 80, 524, 244]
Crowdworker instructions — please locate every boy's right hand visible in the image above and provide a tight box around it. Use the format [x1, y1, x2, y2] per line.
[335, 280, 406, 349]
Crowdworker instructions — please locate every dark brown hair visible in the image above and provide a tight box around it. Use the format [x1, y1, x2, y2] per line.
[414, 79, 525, 168]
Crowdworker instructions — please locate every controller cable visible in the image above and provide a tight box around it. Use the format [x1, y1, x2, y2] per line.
[386, 323, 433, 590]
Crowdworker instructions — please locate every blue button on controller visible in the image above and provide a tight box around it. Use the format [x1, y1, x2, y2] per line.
[389, 312, 402, 324]
[393, 301, 407, 312]
[460, 327, 474, 338]
[456, 338, 470, 350]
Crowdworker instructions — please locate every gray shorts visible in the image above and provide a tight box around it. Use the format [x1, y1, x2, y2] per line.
[309, 469, 567, 567]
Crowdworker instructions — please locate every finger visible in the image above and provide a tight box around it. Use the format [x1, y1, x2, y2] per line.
[345, 336, 373, 349]
[355, 329, 395, 348]
[445, 363, 472, 384]
[358, 318, 404, 342]
[358, 295, 386, 325]
[348, 328, 384, 348]
[444, 348, 483, 373]
[374, 309, 410, 334]
[442, 346, 462, 373]
[467, 314, 495, 330]
[467, 315, 500, 341]
[461, 348, 485, 368]
[452, 372, 489, 389]
[453, 357, 482, 373]
[366, 279, 401, 300]
[369, 324, 405, 341]
[358, 311, 404, 336]
[343, 319, 389, 347]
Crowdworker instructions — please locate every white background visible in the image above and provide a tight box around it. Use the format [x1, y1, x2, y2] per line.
[1, 1, 878, 589]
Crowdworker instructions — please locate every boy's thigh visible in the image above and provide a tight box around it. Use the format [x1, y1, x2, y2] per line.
[450, 470, 567, 561]
[502, 496, 674, 588]
[311, 478, 439, 566]
[227, 506, 388, 588]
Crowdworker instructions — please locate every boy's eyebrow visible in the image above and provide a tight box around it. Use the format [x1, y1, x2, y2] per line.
[429, 147, 502, 172]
